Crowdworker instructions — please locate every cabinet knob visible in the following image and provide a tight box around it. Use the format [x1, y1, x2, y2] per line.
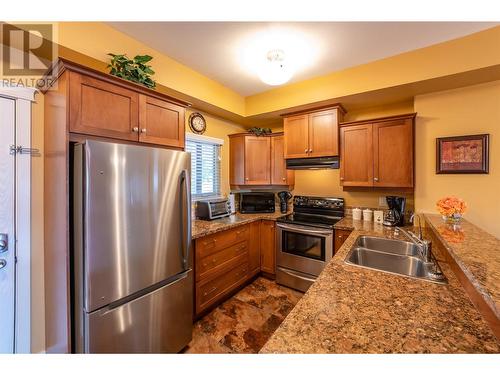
[132, 127, 139, 133]
[374, 177, 379, 182]
[282, 177, 286, 181]
[340, 177, 344, 181]
[141, 128, 147, 134]
[304, 148, 308, 153]
[309, 149, 313, 153]
[245, 178, 249, 181]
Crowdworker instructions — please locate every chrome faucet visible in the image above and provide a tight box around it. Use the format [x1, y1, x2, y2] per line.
[396, 214, 433, 263]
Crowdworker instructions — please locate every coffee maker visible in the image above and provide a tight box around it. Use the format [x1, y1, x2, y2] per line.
[383, 196, 406, 227]
[277, 191, 292, 213]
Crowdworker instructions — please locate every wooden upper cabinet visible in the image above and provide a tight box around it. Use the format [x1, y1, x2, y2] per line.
[309, 109, 339, 157]
[373, 118, 413, 187]
[339, 113, 415, 188]
[69, 71, 139, 141]
[138, 95, 185, 148]
[64, 61, 188, 148]
[283, 106, 344, 159]
[284, 114, 309, 159]
[244, 136, 271, 185]
[229, 132, 294, 187]
[271, 135, 295, 186]
[340, 124, 373, 187]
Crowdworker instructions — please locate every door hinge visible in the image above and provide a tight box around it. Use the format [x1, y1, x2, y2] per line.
[9, 145, 40, 156]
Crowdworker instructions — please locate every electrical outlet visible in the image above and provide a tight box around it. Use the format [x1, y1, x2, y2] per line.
[379, 196, 388, 208]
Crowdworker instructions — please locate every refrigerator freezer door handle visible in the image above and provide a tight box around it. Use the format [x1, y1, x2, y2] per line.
[180, 169, 192, 269]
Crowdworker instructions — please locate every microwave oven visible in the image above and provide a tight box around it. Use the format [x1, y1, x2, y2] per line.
[240, 193, 275, 213]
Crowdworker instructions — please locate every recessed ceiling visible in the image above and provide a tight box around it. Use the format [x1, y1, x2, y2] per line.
[108, 22, 498, 96]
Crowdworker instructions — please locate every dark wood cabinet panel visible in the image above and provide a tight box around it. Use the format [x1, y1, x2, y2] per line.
[138, 94, 185, 148]
[248, 221, 261, 277]
[69, 71, 139, 141]
[340, 124, 373, 187]
[260, 220, 276, 275]
[373, 118, 413, 188]
[334, 229, 352, 253]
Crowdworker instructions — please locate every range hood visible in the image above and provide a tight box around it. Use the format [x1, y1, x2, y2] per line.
[286, 156, 340, 170]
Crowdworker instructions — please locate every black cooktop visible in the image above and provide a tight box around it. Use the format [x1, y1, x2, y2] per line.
[277, 212, 343, 229]
[277, 195, 345, 229]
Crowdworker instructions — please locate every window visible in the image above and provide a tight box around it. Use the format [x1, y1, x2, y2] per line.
[186, 133, 223, 200]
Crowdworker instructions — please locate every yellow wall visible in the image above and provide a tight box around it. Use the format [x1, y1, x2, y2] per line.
[55, 22, 246, 116]
[291, 101, 415, 209]
[185, 109, 246, 196]
[414, 80, 500, 238]
[246, 26, 500, 116]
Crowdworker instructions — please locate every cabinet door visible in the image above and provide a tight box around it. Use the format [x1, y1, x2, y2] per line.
[340, 124, 373, 187]
[229, 136, 245, 185]
[271, 135, 295, 186]
[139, 95, 185, 148]
[260, 220, 276, 275]
[309, 108, 339, 157]
[248, 221, 261, 277]
[69, 71, 139, 141]
[373, 119, 414, 188]
[334, 229, 352, 253]
[244, 136, 271, 185]
[284, 114, 309, 159]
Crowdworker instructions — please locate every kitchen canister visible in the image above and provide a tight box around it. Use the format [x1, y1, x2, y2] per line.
[373, 210, 384, 224]
[363, 209, 373, 222]
[352, 208, 362, 220]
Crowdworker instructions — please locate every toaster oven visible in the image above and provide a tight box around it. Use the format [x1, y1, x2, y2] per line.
[195, 198, 231, 220]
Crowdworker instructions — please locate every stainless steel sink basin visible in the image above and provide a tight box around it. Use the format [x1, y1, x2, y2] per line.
[345, 236, 447, 284]
[355, 236, 420, 257]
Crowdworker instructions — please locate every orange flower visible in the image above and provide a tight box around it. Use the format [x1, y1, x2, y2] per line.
[436, 196, 467, 216]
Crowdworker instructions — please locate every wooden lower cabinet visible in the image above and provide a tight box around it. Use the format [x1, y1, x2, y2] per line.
[194, 220, 277, 316]
[334, 229, 352, 253]
[248, 221, 261, 277]
[260, 220, 276, 275]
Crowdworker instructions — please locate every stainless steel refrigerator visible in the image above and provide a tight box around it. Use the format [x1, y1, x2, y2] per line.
[72, 140, 193, 353]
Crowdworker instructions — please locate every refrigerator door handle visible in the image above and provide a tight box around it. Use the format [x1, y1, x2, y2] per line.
[180, 169, 192, 269]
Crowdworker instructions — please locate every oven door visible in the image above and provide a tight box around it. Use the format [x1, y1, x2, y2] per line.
[276, 223, 333, 277]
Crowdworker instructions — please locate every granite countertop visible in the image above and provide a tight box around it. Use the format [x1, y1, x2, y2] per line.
[192, 211, 288, 239]
[260, 217, 500, 353]
[424, 214, 500, 322]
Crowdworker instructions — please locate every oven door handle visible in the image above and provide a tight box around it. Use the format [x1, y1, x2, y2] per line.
[277, 223, 333, 236]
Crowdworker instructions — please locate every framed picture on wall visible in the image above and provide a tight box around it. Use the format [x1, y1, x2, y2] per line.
[436, 134, 489, 174]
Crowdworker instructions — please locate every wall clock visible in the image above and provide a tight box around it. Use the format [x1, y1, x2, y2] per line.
[188, 112, 207, 134]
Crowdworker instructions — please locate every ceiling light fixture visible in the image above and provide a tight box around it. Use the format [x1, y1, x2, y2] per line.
[258, 49, 293, 86]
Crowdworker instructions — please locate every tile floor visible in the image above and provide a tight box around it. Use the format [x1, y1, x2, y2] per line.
[184, 277, 303, 353]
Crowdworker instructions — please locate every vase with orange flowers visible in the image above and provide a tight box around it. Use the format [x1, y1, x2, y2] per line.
[436, 196, 467, 224]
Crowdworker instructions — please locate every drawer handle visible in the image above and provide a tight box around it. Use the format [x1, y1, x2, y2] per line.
[237, 244, 246, 251]
[203, 239, 217, 246]
[236, 269, 247, 277]
[202, 259, 217, 267]
[203, 286, 217, 296]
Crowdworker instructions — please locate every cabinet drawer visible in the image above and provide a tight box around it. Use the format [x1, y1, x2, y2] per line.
[196, 224, 249, 258]
[196, 241, 248, 281]
[196, 262, 249, 313]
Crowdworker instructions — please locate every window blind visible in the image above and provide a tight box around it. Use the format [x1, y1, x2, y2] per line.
[186, 136, 222, 200]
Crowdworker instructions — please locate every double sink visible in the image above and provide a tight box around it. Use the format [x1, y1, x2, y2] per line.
[345, 236, 447, 284]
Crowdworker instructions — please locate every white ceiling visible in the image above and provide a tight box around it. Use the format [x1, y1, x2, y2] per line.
[108, 22, 498, 96]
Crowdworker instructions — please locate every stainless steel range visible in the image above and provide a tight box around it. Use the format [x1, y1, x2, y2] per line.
[276, 196, 345, 292]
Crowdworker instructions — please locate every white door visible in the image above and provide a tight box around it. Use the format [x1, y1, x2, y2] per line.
[0, 96, 15, 353]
